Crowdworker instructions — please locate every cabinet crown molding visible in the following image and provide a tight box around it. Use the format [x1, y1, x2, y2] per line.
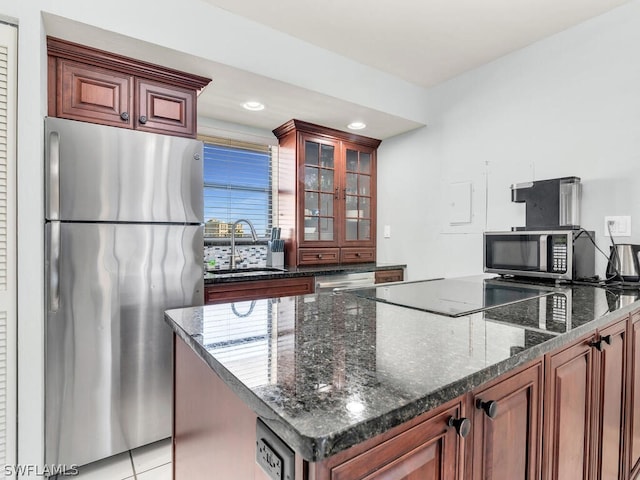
[47, 36, 211, 91]
[273, 119, 382, 148]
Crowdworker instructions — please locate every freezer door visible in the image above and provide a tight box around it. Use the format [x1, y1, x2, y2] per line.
[45, 222, 204, 467]
[45, 116, 203, 223]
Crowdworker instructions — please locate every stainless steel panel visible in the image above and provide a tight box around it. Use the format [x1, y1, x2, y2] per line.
[315, 272, 375, 292]
[45, 117, 203, 223]
[45, 222, 204, 466]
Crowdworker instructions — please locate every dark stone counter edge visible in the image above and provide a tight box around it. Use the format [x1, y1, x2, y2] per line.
[204, 263, 407, 285]
[165, 298, 640, 463]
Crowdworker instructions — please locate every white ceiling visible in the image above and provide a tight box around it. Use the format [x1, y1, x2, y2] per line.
[202, 0, 631, 88]
[44, 0, 630, 141]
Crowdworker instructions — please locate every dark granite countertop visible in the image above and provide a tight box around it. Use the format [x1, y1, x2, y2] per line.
[165, 275, 640, 462]
[204, 262, 406, 284]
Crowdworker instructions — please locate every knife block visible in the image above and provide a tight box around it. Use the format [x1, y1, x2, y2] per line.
[267, 240, 284, 269]
[267, 250, 284, 269]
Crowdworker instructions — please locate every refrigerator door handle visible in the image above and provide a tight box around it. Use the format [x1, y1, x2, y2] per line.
[48, 221, 60, 312]
[47, 130, 60, 220]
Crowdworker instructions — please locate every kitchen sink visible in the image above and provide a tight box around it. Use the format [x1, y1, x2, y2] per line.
[207, 266, 287, 277]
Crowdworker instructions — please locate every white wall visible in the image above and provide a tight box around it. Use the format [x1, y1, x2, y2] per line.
[378, 0, 640, 281]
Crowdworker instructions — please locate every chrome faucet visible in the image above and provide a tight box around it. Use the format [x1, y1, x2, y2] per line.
[230, 219, 258, 269]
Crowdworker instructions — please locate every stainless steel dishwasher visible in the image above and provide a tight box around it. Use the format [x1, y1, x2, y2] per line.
[314, 271, 376, 293]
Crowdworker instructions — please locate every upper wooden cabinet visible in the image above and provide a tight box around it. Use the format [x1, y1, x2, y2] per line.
[47, 37, 210, 138]
[274, 120, 381, 266]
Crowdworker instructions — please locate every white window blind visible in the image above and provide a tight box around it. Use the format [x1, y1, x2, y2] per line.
[0, 21, 17, 477]
[201, 136, 275, 240]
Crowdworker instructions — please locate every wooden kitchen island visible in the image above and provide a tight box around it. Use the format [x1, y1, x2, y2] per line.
[165, 277, 640, 480]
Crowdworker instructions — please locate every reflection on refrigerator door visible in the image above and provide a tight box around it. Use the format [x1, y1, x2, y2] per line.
[46, 222, 203, 466]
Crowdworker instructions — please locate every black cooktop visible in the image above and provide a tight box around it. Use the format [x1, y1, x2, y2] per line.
[347, 275, 556, 317]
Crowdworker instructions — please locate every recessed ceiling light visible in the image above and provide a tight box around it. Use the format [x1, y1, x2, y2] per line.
[242, 101, 265, 111]
[347, 122, 366, 130]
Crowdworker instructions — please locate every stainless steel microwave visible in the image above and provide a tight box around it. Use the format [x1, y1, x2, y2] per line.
[484, 230, 595, 281]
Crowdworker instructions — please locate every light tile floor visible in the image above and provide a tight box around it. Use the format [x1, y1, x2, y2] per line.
[52, 437, 172, 480]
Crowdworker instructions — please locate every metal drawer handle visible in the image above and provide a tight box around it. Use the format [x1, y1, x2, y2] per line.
[447, 416, 471, 438]
[476, 399, 498, 419]
[590, 334, 612, 351]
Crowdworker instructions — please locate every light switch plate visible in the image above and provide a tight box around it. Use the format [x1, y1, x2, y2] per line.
[604, 216, 631, 237]
[383, 225, 391, 238]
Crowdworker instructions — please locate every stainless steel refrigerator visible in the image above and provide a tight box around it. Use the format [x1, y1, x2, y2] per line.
[44, 117, 204, 467]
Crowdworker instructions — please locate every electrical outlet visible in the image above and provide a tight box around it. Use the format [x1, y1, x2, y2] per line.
[604, 216, 632, 237]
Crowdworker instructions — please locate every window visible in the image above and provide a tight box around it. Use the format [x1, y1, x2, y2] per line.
[201, 137, 275, 240]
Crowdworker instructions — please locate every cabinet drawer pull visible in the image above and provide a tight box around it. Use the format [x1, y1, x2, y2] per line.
[355, 252, 361, 257]
[447, 416, 471, 438]
[139, 115, 148, 125]
[590, 334, 611, 351]
[317, 254, 323, 259]
[476, 399, 498, 419]
[120, 111, 130, 121]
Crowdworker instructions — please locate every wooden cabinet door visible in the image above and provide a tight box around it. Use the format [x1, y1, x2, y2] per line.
[595, 319, 627, 480]
[375, 269, 405, 284]
[136, 79, 196, 137]
[628, 312, 640, 479]
[56, 59, 133, 128]
[543, 336, 596, 480]
[298, 134, 340, 248]
[204, 277, 314, 304]
[330, 405, 463, 480]
[471, 361, 543, 480]
[341, 141, 376, 248]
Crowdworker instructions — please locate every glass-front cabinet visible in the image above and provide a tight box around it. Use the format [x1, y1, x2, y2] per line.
[344, 144, 373, 243]
[274, 120, 381, 266]
[303, 138, 337, 242]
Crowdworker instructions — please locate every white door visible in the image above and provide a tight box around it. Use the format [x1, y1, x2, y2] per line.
[0, 21, 17, 479]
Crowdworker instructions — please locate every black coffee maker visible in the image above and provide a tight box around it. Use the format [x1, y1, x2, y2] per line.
[511, 176, 581, 231]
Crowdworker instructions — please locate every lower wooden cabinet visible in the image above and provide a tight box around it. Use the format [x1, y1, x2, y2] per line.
[176, 294, 637, 480]
[596, 319, 627, 480]
[627, 312, 640, 479]
[374, 269, 404, 284]
[205, 276, 314, 304]
[470, 361, 543, 480]
[312, 400, 467, 480]
[543, 317, 627, 480]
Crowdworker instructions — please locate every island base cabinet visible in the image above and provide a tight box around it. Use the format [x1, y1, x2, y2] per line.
[627, 312, 640, 479]
[543, 337, 595, 480]
[309, 400, 466, 480]
[543, 317, 627, 480]
[595, 319, 627, 480]
[173, 336, 305, 480]
[470, 361, 543, 480]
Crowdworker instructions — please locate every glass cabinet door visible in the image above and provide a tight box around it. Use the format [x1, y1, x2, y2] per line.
[344, 148, 372, 242]
[303, 139, 336, 242]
